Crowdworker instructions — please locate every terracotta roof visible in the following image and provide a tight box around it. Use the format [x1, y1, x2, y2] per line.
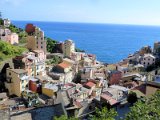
[84, 81, 96, 88]
[101, 93, 118, 105]
[57, 62, 70, 69]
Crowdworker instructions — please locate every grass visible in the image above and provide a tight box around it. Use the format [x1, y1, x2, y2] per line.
[0, 40, 28, 64]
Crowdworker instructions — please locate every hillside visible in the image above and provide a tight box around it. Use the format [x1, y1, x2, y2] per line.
[0, 40, 27, 63]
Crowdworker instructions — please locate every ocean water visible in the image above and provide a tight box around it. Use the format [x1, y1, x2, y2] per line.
[12, 21, 160, 63]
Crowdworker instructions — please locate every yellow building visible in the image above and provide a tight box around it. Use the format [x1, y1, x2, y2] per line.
[42, 83, 58, 98]
[62, 39, 75, 58]
[26, 26, 46, 55]
[5, 68, 29, 97]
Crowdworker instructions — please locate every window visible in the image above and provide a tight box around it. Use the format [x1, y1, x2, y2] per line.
[144, 62, 145, 64]
[148, 59, 150, 61]
[153, 59, 155, 61]
[9, 72, 11, 75]
[41, 46, 43, 48]
[148, 63, 150, 65]
[22, 80, 24, 84]
[144, 58, 146, 60]
[41, 42, 43, 44]
[37, 46, 38, 48]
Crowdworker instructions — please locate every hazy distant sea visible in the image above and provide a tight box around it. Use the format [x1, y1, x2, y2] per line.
[13, 21, 160, 63]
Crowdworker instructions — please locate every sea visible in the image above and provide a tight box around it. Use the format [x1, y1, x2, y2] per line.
[12, 21, 160, 64]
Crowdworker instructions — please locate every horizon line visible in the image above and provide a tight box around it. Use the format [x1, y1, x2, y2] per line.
[11, 19, 160, 27]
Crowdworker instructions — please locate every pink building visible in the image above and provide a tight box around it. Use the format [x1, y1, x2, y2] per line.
[33, 50, 46, 61]
[6, 33, 19, 44]
[108, 70, 122, 85]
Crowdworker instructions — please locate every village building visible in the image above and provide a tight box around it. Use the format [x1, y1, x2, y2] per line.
[62, 39, 75, 58]
[139, 46, 152, 56]
[3, 19, 11, 27]
[107, 70, 122, 85]
[26, 24, 47, 58]
[13, 52, 46, 77]
[0, 28, 19, 44]
[140, 54, 155, 68]
[153, 41, 160, 54]
[50, 62, 73, 84]
[5, 68, 29, 97]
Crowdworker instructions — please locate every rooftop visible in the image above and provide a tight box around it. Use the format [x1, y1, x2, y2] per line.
[84, 81, 96, 88]
[8, 68, 27, 74]
[33, 50, 44, 53]
[57, 62, 71, 69]
[143, 54, 155, 59]
[43, 83, 58, 92]
[101, 93, 118, 106]
[110, 85, 129, 92]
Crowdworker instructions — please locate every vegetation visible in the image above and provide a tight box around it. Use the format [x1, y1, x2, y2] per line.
[125, 90, 160, 120]
[53, 107, 117, 120]
[0, 18, 3, 25]
[74, 70, 82, 83]
[0, 40, 27, 62]
[89, 107, 117, 120]
[9, 24, 28, 44]
[46, 55, 62, 65]
[54, 115, 78, 120]
[46, 37, 57, 53]
[75, 48, 85, 52]
[127, 91, 138, 105]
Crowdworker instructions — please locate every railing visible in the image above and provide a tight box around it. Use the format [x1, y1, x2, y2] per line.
[20, 75, 29, 80]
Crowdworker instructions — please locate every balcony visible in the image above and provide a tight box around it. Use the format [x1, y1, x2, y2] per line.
[20, 75, 29, 80]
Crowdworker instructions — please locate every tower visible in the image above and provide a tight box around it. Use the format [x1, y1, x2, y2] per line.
[63, 39, 75, 58]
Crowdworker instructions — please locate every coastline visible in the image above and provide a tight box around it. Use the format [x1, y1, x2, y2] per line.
[12, 20, 160, 63]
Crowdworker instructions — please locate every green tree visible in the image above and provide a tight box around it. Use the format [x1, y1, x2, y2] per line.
[50, 56, 62, 64]
[127, 91, 138, 105]
[53, 115, 78, 120]
[75, 48, 85, 52]
[46, 37, 57, 53]
[125, 90, 160, 120]
[89, 107, 117, 120]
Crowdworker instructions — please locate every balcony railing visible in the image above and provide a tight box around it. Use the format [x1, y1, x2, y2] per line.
[20, 75, 29, 80]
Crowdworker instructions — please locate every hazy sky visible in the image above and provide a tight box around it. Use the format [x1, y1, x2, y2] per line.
[1, 0, 160, 25]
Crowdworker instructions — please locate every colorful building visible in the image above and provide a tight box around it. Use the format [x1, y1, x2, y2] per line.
[140, 54, 155, 68]
[3, 19, 11, 27]
[62, 39, 75, 58]
[26, 24, 46, 58]
[42, 83, 58, 98]
[13, 52, 46, 77]
[108, 70, 122, 85]
[5, 68, 29, 97]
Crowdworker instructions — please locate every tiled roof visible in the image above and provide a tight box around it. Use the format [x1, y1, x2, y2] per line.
[84, 81, 96, 88]
[57, 62, 70, 69]
[101, 93, 118, 105]
[143, 54, 155, 59]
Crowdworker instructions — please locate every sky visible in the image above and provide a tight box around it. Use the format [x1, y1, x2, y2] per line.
[1, 0, 160, 25]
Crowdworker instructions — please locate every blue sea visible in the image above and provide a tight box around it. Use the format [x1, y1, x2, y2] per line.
[12, 21, 160, 63]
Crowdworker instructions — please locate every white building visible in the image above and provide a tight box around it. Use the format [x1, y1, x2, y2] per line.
[62, 39, 75, 58]
[140, 54, 155, 68]
[26, 53, 46, 76]
[3, 19, 11, 27]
